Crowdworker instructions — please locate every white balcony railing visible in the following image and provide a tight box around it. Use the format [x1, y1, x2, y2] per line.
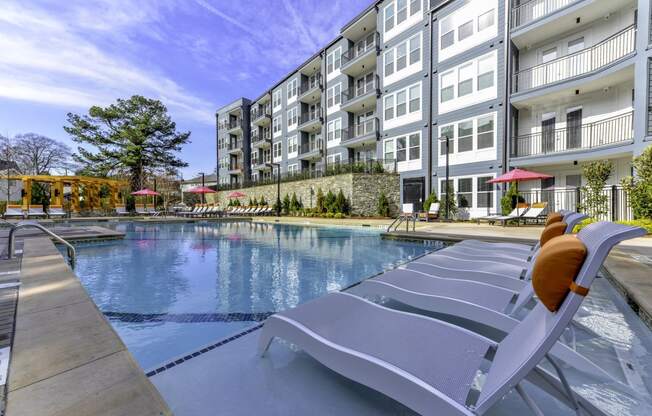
[511, 0, 579, 29]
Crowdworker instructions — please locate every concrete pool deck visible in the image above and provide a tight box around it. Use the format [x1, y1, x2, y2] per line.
[5, 233, 171, 416]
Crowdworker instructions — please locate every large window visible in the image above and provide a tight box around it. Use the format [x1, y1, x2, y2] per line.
[457, 120, 473, 152]
[327, 119, 342, 142]
[477, 176, 494, 208]
[439, 113, 496, 155]
[457, 178, 473, 208]
[439, 125, 454, 155]
[477, 55, 494, 91]
[440, 71, 455, 102]
[327, 83, 342, 108]
[384, 0, 421, 34]
[287, 79, 297, 100]
[326, 47, 342, 74]
[438, 51, 496, 110]
[287, 107, 298, 127]
[287, 135, 298, 154]
[438, 0, 497, 61]
[273, 142, 282, 159]
[384, 132, 421, 163]
[384, 33, 421, 80]
[458, 63, 473, 97]
[383, 82, 421, 122]
[272, 90, 282, 109]
[273, 116, 282, 135]
[477, 115, 494, 149]
[288, 164, 298, 174]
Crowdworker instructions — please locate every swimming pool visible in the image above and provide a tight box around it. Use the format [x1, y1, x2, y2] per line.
[70, 221, 435, 369]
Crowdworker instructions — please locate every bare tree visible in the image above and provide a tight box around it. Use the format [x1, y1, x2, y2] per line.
[13, 133, 74, 175]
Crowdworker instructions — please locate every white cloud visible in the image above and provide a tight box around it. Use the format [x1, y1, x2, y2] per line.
[0, 0, 215, 125]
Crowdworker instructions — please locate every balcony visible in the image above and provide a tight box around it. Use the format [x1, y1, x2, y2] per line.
[340, 75, 379, 113]
[298, 139, 323, 160]
[252, 105, 272, 126]
[252, 158, 271, 170]
[227, 118, 243, 134]
[342, 118, 379, 147]
[511, 0, 580, 30]
[299, 74, 322, 103]
[228, 163, 243, 174]
[512, 25, 636, 95]
[341, 33, 379, 78]
[251, 131, 272, 148]
[228, 139, 243, 154]
[298, 107, 322, 132]
[510, 111, 633, 159]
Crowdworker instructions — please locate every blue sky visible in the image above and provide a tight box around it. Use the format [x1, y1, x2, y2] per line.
[0, 0, 371, 178]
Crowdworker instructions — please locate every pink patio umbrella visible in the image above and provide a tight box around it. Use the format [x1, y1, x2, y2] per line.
[228, 191, 246, 198]
[131, 188, 160, 209]
[487, 168, 553, 216]
[187, 186, 216, 204]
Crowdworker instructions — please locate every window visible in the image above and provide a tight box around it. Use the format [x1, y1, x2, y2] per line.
[385, 50, 395, 76]
[273, 116, 282, 134]
[384, 95, 395, 120]
[440, 71, 455, 102]
[409, 35, 421, 65]
[327, 119, 342, 142]
[287, 108, 298, 127]
[327, 84, 341, 107]
[477, 55, 494, 90]
[478, 9, 494, 32]
[396, 0, 407, 25]
[384, 140, 395, 160]
[458, 64, 473, 97]
[273, 90, 282, 108]
[396, 136, 406, 161]
[566, 174, 581, 188]
[567, 37, 585, 54]
[396, 43, 407, 71]
[327, 153, 342, 164]
[287, 79, 297, 100]
[440, 16, 454, 49]
[396, 90, 407, 117]
[288, 164, 298, 174]
[542, 47, 557, 63]
[409, 84, 420, 113]
[477, 115, 494, 149]
[457, 120, 473, 152]
[457, 178, 473, 208]
[410, 0, 421, 16]
[273, 142, 282, 159]
[477, 176, 494, 208]
[327, 48, 342, 74]
[458, 20, 473, 41]
[384, 3, 395, 32]
[408, 133, 420, 160]
[440, 125, 453, 155]
[287, 135, 298, 154]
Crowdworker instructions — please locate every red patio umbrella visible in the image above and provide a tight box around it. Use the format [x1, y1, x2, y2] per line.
[131, 188, 160, 209]
[188, 186, 216, 204]
[228, 191, 246, 198]
[488, 168, 553, 216]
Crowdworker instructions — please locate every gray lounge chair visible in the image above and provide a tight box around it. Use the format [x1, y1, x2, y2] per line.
[259, 221, 645, 416]
[47, 205, 67, 218]
[115, 205, 130, 216]
[26, 204, 47, 218]
[3, 205, 25, 219]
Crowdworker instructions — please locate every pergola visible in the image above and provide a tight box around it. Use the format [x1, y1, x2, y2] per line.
[8, 175, 128, 212]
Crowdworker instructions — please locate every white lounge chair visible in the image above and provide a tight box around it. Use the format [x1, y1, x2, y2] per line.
[518, 202, 548, 224]
[477, 203, 529, 224]
[3, 205, 25, 219]
[259, 221, 645, 416]
[47, 205, 67, 218]
[26, 204, 47, 218]
[115, 205, 130, 216]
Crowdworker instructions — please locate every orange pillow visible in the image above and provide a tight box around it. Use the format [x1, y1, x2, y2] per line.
[539, 221, 567, 247]
[545, 212, 563, 226]
[532, 234, 587, 312]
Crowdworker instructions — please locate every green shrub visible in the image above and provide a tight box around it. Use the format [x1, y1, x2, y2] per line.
[252, 197, 258, 206]
[324, 190, 336, 213]
[622, 146, 652, 219]
[282, 194, 291, 214]
[289, 192, 301, 212]
[334, 212, 344, 219]
[500, 183, 524, 215]
[259, 196, 267, 206]
[440, 184, 458, 218]
[423, 193, 438, 212]
[316, 188, 325, 213]
[247, 197, 253, 206]
[579, 160, 613, 218]
[334, 190, 349, 214]
[377, 192, 390, 217]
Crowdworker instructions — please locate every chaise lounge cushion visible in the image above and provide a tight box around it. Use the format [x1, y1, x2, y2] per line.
[545, 212, 563, 226]
[539, 221, 567, 247]
[532, 234, 587, 312]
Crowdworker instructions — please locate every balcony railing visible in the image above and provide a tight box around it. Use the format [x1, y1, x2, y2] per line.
[299, 139, 323, 155]
[343, 118, 379, 142]
[299, 74, 322, 95]
[251, 105, 271, 121]
[510, 111, 633, 158]
[342, 75, 380, 106]
[251, 130, 271, 145]
[300, 107, 322, 126]
[228, 139, 243, 151]
[228, 118, 243, 130]
[341, 33, 379, 67]
[512, 25, 636, 93]
[228, 163, 243, 172]
[511, 0, 579, 29]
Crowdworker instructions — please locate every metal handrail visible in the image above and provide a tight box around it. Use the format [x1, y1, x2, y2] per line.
[8, 221, 76, 268]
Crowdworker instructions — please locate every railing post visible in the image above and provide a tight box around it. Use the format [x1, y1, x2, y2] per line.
[611, 185, 617, 222]
[575, 188, 581, 213]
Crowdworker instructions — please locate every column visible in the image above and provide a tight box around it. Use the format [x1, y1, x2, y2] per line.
[22, 179, 32, 210]
[71, 181, 80, 212]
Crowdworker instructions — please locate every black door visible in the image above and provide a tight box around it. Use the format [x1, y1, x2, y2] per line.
[403, 177, 425, 211]
[542, 117, 556, 154]
[540, 177, 556, 211]
[566, 109, 582, 150]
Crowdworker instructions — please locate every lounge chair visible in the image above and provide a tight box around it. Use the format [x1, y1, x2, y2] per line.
[115, 205, 130, 216]
[259, 221, 645, 416]
[518, 202, 548, 224]
[490, 205, 530, 226]
[26, 204, 47, 218]
[47, 205, 67, 218]
[178, 206, 199, 217]
[476, 203, 529, 224]
[419, 203, 440, 222]
[3, 205, 25, 219]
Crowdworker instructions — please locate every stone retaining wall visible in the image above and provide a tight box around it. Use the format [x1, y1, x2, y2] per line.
[217, 173, 400, 216]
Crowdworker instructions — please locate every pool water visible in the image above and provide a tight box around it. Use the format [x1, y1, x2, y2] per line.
[70, 221, 435, 369]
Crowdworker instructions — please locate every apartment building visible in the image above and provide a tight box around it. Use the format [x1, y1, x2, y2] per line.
[216, 98, 251, 187]
[215, 0, 651, 218]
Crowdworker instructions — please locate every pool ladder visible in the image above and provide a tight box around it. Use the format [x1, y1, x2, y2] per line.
[7, 221, 76, 268]
[387, 213, 416, 233]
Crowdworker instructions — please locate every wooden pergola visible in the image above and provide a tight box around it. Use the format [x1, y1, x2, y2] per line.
[9, 175, 128, 212]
